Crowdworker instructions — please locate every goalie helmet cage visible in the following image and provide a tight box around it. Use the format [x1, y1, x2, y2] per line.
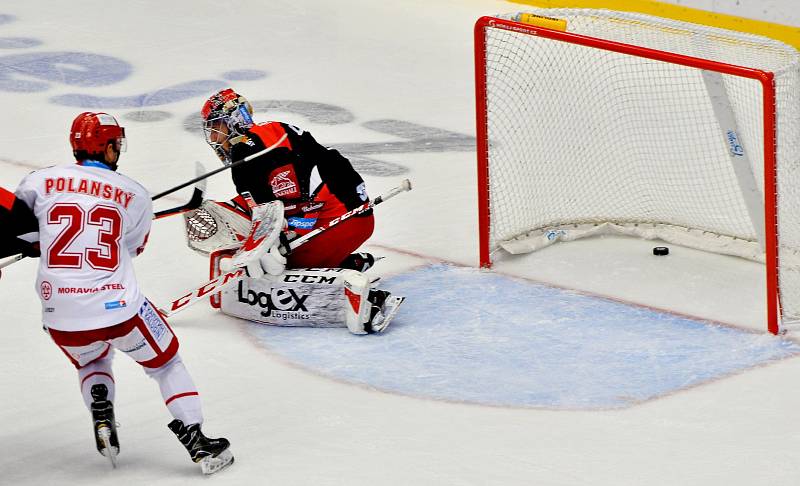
[474, 10, 800, 334]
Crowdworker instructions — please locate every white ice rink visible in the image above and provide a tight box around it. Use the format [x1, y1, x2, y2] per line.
[2, 1, 800, 485]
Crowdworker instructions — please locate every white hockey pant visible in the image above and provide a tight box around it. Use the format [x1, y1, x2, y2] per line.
[49, 300, 204, 425]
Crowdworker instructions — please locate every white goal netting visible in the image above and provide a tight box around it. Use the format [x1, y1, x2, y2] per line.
[478, 9, 800, 327]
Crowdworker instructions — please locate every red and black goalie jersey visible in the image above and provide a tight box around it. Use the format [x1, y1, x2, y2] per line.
[229, 121, 370, 235]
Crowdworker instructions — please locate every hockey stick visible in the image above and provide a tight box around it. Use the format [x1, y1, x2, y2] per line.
[153, 161, 207, 219]
[151, 133, 288, 201]
[160, 179, 413, 316]
[285, 178, 412, 253]
[153, 186, 204, 219]
[0, 253, 25, 270]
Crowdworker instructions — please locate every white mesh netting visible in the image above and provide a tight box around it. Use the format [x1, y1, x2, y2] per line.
[478, 9, 800, 325]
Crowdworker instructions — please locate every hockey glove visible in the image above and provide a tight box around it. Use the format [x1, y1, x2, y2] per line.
[245, 260, 264, 278]
[259, 244, 287, 276]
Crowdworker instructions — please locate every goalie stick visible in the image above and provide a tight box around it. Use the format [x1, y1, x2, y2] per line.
[153, 161, 208, 219]
[284, 178, 412, 254]
[159, 179, 413, 317]
[1, 162, 209, 270]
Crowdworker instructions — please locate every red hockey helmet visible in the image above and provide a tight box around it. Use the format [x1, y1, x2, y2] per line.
[70, 112, 126, 159]
[201, 88, 254, 165]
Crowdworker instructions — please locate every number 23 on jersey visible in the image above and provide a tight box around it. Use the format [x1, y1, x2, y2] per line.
[47, 202, 123, 271]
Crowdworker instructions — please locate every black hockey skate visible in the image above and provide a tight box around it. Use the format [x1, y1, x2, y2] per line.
[90, 384, 119, 468]
[168, 419, 234, 475]
[365, 289, 405, 334]
[339, 252, 378, 272]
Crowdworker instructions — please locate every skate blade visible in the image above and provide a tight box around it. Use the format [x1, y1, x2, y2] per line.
[98, 427, 118, 469]
[374, 296, 405, 333]
[200, 449, 234, 475]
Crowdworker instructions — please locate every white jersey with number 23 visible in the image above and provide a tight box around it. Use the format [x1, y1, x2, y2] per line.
[15, 162, 153, 331]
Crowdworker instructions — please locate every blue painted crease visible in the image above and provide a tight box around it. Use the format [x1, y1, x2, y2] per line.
[247, 264, 800, 409]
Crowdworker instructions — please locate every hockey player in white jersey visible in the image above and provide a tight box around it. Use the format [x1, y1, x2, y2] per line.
[12, 112, 233, 474]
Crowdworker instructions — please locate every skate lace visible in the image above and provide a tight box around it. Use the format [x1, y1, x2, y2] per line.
[176, 427, 201, 447]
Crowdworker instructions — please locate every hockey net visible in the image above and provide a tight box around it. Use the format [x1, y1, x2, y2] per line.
[474, 9, 800, 333]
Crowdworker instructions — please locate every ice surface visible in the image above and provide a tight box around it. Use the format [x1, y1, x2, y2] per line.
[1, 1, 800, 485]
[251, 265, 799, 409]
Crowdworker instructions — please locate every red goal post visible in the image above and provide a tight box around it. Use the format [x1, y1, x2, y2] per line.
[474, 10, 800, 334]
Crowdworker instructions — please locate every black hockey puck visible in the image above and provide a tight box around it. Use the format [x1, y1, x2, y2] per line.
[653, 246, 669, 256]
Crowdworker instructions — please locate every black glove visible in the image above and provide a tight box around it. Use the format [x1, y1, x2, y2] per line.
[20, 241, 40, 258]
[0, 237, 39, 259]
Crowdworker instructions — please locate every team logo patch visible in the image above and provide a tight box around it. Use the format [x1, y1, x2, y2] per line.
[288, 217, 317, 229]
[301, 202, 324, 213]
[104, 300, 127, 310]
[120, 339, 147, 353]
[270, 165, 299, 198]
[41, 281, 52, 300]
[139, 301, 166, 340]
[69, 342, 107, 361]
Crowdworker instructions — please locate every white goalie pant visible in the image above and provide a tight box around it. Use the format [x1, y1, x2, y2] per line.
[219, 268, 375, 334]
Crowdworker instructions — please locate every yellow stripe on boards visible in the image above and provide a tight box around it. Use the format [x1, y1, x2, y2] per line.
[509, 0, 800, 50]
[517, 12, 568, 31]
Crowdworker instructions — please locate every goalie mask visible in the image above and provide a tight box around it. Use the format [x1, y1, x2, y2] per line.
[201, 88, 254, 165]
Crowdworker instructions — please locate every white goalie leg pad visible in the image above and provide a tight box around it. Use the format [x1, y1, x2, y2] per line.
[342, 271, 373, 335]
[219, 268, 371, 333]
